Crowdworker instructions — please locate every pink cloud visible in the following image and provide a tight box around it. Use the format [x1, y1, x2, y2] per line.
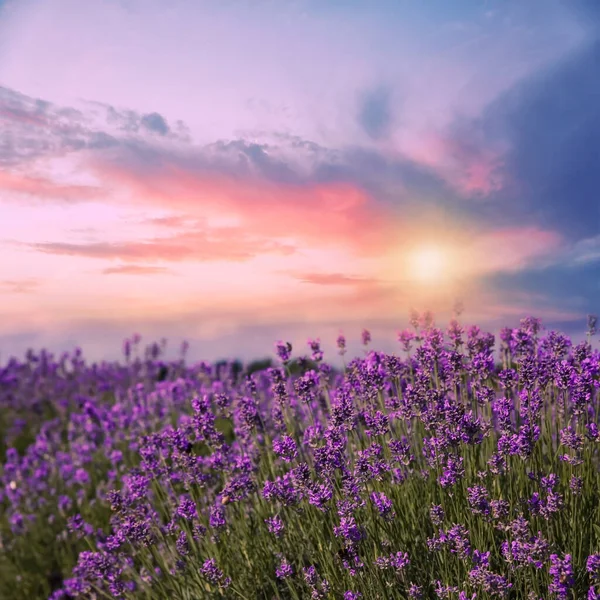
[454, 156, 504, 196]
[401, 132, 506, 198]
[0, 279, 40, 294]
[102, 264, 173, 275]
[32, 230, 296, 263]
[33, 240, 193, 261]
[469, 227, 563, 272]
[81, 151, 566, 279]
[144, 215, 199, 228]
[294, 272, 376, 286]
[0, 170, 102, 202]
[87, 158, 397, 257]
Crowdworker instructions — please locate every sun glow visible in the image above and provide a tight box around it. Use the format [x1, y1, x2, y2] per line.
[408, 245, 449, 283]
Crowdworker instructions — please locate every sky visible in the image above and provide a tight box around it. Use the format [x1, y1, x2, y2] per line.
[0, 0, 599, 365]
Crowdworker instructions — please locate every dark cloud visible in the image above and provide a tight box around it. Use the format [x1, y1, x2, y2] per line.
[0, 85, 56, 126]
[104, 105, 140, 132]
[207, 139, 302, 184]
[483, 259, 600, 319]
[104, 131, 453, 219]
[95, 136, 321, 188]
[87, 131, 120, 149]
[140, 112, 169, 135]
[1, 84, 448, 214]
[315, 145, 450, 207]
[98, 103, 174, 137]
[0, 86, 189, 169]
[356, 85, 394, 140]
[458, 40, 600, 241]
[0, 86, 93, 166]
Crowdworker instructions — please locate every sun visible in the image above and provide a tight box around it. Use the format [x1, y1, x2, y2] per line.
[408, 245, 448, 283]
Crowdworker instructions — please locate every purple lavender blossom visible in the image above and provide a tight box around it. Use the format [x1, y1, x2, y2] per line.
[467, 485, 491, 517]
[275, 341, 293, 364]
[308, 338, 324, 362]
[176, 496, 197, 521]
[549, 554, 574, 599]
[272, 435, 298, 462]
[361, 329, 371, 346]
[337, 333, 347, 355]
[408, 584, 424, 599]
[209, 504, 226, 529]
[265, 515, 285, 537]
[375, 551, 410, 572]
[430, 504, 445, 526]
[370, 491, 396, 521]
[276, 557, 294, 579]
[200, 558, 231, 589]
[587, 554, 600, 580]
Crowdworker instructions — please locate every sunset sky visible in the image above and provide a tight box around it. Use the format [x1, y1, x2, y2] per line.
[1, 0, 599, 364]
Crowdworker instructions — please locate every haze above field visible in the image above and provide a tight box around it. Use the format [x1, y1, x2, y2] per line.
[0, 0, 598, 363]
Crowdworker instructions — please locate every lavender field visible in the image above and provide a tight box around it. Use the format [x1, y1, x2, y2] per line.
[1, 316, 599, 599]
[2, 0, 600, 597]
